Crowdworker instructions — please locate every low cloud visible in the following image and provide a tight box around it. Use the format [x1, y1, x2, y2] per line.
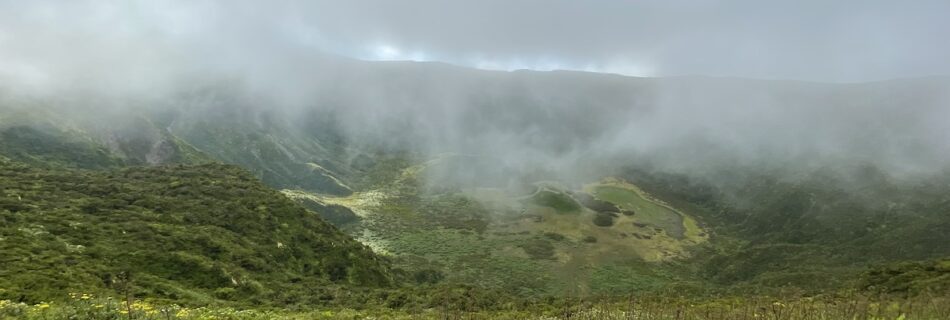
[1, 1, 948, 190]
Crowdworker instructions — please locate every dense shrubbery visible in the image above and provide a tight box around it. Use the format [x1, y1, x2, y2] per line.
[0, 159, 395, 306]
[624, 166, 950, 292]
[297, 198, 361, 226]
[860, 258, 950, 295]
[419, 194, 489, 233]
[592, 212, 617, 227]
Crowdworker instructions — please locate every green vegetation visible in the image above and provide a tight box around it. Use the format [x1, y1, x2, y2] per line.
[296, 198, 361, 227]
[592, 212, 617, 227]
[2, 107, 950, 317]
[517, 239, 556, 260]
[861, 258, 950, 295]
[624, 165, 950, 293]
[0, 158, 394, 306]
[3, 293, 949, 319]
[0, 125, 123, 170]
[0, 109, 213, 170]
[168, 113, 357, 196]
[573, 192, 621, 213]
[419, 194, 490, 233]
[301, 162, 715, 297]
[527, 190, 581, 213]
[591, 185, 685, 238]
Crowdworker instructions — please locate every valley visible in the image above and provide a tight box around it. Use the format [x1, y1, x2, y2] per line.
[1, 46, 949, 319]
[278, 152, 717, 296]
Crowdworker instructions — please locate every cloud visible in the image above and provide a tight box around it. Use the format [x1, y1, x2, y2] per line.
[0, 0, 948, 190]
[3, 1, 950, 83]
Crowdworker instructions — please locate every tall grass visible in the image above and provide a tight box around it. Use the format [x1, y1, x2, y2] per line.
[2, 293, 947, 319]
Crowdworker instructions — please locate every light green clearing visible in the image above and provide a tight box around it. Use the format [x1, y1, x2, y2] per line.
[592, 185, 686, 238]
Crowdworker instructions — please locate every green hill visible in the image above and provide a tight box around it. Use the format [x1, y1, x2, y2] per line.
[0, 104, 211, 169]
[0, 157, 395, 306]
[623, 165, 950, 292]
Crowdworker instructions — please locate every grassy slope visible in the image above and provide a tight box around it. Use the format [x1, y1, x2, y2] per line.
[0, 125, 123, 170]
[284, 156, 712, 297]
[0, 158, 395, 305]
[0, 105, 213, 169]
[284, 153, 950, 299]
[165, 107, 357, 196]
[623, 166, 950, 293]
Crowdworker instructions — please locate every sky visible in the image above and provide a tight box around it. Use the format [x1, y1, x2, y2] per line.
[1, 0, 949, 83]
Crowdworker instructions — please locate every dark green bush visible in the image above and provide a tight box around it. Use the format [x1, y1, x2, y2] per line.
[593, 212, 616, 227]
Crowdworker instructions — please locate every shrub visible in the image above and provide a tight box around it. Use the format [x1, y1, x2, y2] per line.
[573, 192, 621, 213]
[544, 232, 566, 241]
[592, 212, 616, 227]
[412, 269, 445, 285]
[518, 240, 556, 260]
[530, 191, 581, 213]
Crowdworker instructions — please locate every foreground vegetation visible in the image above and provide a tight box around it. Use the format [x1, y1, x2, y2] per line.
[0, 158, 394, 306]
[2, 293, 948, 320]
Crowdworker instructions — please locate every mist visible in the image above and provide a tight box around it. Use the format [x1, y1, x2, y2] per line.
[2, 1, 949, 191]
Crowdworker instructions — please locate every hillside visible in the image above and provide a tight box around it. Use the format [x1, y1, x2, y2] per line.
[0, 104, 211, 169]
[0, 157, 395, 306]
[624, 164, 950, 292]
[2, 70, 950, 298]
[283, 155, 713, 296]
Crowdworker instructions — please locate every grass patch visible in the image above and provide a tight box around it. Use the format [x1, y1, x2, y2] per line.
[5, 294, 949, 320]
[592, 185, 685, 238]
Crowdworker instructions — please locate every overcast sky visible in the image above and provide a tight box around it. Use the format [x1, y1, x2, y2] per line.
[1, 0, 949, 83]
